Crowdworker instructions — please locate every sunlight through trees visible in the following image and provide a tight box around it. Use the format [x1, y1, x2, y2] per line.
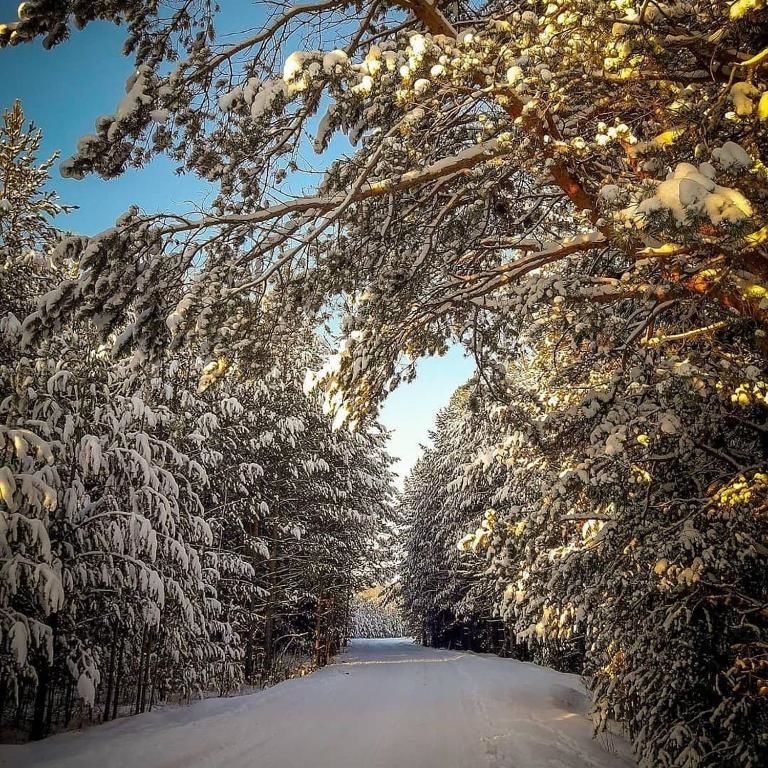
[1, 1, 768, 765]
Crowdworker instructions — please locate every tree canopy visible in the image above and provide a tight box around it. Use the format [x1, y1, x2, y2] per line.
[2, 0, 767, 420]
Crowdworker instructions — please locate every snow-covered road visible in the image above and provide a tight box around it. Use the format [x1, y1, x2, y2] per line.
[3, 638, 636, 768]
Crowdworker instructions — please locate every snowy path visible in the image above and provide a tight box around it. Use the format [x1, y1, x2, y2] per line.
[3, 638, 636, 768]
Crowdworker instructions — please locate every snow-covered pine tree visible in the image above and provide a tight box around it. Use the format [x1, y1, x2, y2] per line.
[400, 388, 503, 652]
[0, 105, 396, 739]
[0, 101, 68, 733]
[350, 588, 404, 639]
[403, 275, 768, 765]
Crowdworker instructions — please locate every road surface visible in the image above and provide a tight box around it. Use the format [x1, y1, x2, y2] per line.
[3, 638, 636, 768]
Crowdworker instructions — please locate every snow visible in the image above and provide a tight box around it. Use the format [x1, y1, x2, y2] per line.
[711, 141, 753, 170]
[0, 466, 17, 510]
[283, 51, 308, 82]
[322, 49, 348, 74]
[352, 75, 374, 95]
[149, 109, 169, 124]
[218, 87, 242, 111]
[116, 67, 153, 122]
[249, 80, 290, 121]
[414, 78, 430, 95]
[9, 621, 28, 667]
[729, 81, 759, 116]
[4, 638, 635, 768]
[77, 672, 96, 708]
[630, 162, 752, 226]
[600, 184, 621, 202]
[313, 104, 337, 153]
[409, 33, 427, 58]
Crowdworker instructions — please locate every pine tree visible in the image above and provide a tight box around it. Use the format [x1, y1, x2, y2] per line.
[0, 104, 396, 738]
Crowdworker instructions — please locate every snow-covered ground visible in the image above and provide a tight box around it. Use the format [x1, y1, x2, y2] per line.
[2, 638, 636, 768]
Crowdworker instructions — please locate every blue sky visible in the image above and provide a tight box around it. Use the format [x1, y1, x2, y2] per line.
[0, 5, 474, 481]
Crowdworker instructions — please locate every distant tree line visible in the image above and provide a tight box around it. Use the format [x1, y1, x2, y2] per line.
[350, 589, 404, 638]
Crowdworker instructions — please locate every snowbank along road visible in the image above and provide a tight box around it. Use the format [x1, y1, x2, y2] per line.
[3, 638, 636, 768]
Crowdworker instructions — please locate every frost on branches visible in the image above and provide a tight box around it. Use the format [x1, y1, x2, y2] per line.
[3, 1, 768, 418]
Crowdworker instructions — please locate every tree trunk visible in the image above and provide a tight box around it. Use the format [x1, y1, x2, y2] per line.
[343, 588, 352, 645]
[30, 654, 50, 740]
[64, 679, 74, 724]
[314, 595, 325, 667]
[263, 601, 274, 673]
[263, 530, 280, 674]
[45, 675, 55, 733]
[103, 623, 119, 722]
[244, 638, 254, 683]
[134, 625, 147, 715]
[112, 632, 125, 721]
[139, 630, 153, 714]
